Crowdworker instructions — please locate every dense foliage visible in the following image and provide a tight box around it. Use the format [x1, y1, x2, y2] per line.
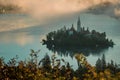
[0, 49, 120, 80]
[42, 26, 114, 48]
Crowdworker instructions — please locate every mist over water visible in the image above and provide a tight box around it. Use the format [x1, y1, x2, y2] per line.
[0, 13, 120, 69]
[0, 0, 120, 32]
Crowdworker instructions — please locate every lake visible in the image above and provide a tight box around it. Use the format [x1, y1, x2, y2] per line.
[0, 13, 120, 69]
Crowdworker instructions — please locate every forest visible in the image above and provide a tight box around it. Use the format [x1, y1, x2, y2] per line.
[42, 26, 114, 48]
[0, 49, 120, 80]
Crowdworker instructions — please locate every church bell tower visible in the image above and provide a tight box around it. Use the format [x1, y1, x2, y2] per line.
[77, 17, 81, 32]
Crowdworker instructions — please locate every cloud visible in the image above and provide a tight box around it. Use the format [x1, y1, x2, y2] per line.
[0, 0, 120, 32]
[0, 14, 39, 32]
[7, 0, 119, 19]
[16, 0, 87, 19]
[1, 0, 120, 17]
[85, 1, 120, 19]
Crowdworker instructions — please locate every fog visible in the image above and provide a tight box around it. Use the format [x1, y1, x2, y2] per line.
[1, 0, 119, 19]
[0, 0, 120, 32]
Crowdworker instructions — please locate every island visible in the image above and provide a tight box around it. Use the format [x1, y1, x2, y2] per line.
[42, 17, 114, 48]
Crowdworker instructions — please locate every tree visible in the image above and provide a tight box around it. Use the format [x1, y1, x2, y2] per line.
[39, 54, 51, 71]
[96, 58, 102, 72]
[7, 55, 18, 67]
[0, 57, 4, 68]
[30, 49, 40, 66]
[101, 54, 106, 71]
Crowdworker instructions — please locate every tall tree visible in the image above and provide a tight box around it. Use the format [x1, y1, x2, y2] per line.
[96, 58, 102, 72]
[101, 54, 106, 70]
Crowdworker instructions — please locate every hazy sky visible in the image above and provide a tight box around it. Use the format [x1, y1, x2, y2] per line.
[16, 0, 120, 19]
[0, 0, 119, 18]
[0, 0, 120, 45]
[0, 0, 120, 32]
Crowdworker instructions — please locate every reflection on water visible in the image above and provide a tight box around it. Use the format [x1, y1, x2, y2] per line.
[0, 13, 120, 67]
[46, 45, 109, 58]
[0, 14, 39, 32]
[0, 32, 34, 46]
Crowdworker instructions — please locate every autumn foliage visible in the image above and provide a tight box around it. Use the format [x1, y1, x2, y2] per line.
[0, 50, 120, 80]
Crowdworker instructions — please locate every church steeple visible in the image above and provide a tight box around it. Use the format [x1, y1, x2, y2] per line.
[77, 16, 81, 32]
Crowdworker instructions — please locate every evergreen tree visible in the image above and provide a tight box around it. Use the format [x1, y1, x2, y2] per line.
[96, 58, 102, 72]
[101, 54, 106, 70]
[39, 54, 51, 70]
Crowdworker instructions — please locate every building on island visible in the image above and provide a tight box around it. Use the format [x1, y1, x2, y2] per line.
[77, 17, 81, 32]
[69, 24, 76, 35]
[42, 16, 114, 48]
[69, 17, 81, 35]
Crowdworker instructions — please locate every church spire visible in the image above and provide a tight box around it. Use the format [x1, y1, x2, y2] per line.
[77, 16, 81, 32]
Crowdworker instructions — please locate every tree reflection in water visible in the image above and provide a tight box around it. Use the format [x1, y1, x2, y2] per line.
[46, 45, 110, 58]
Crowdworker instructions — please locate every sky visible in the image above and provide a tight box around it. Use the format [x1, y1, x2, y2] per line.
[15, 0, 120, 19]
[0, 0, 120, 18]
[0, 0, 120, 32]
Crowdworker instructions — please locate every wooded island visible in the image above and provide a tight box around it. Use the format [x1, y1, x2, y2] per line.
[42, 17, 114, 48]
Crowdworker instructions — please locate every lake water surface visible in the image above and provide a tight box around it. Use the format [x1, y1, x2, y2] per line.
[0, 13, 120, 69]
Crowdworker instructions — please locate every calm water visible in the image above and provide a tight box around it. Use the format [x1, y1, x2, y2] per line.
[0, 13, 120, 69]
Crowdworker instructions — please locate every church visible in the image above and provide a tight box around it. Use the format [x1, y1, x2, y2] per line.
[68, 17, 90, 36]
[77, 17, 81, 32]
[43, 16, 114, 48]
[68, 17, 82, 35]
